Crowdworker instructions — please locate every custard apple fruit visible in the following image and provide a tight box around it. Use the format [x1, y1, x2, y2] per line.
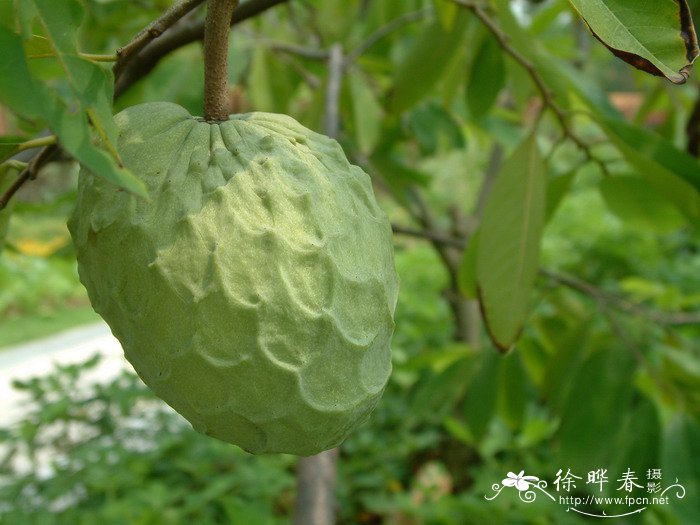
[68, 102, 399, 456]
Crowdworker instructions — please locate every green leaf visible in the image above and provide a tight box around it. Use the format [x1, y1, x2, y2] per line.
[463, 351, 499, 442]
[493, 0, 578, 113]
[540, 318, 591, 411]
[545, 169, 576, 223]
[600, 175, 686, 233]
[0, 25, 46, 120]
[24, 33, 53, 57]
[12, 0, 37, 38]
[466, 34, 506, 119]
[410, 356, 474, 419]
[433, 0, 460, 30]
[45, 101, 147, 197]
[390, 11, 468, 113]
[349, 71, 383, 155]
[568, 0, 699, 83]
[557, 346, 636, 474]
[248, 48, 296, 114]
[458, 230, 479, 299]
[31, 0, 83, 53]
[370, 153, 430, 207]
[477, 135, 546, 351]
[661, 416, 700, 524]
[9, 0, 146, 197]
[31, 0, 119, 147]
[497, 350, 528, 430]
[0, 136, 26, 164]
[611, 398, 660, 493]
[597, 116, 700, 224]
[406, 102, 465, 155]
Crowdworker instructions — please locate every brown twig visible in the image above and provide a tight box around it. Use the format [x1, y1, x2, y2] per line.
[686, 86, 700, 156]
[346, 8, 431, 64]
[203, 0, 239, 121]
[0, 145, 58, 210]
[390, 224, 700, 327]
[113, 0, 207, 78]
[451, 0, 610, 175]
[114, 0, 289, 98]
[540, 268, 700, 326]
[391, 223, 465, 248]
[262, 41, 330, 60]
[0, 0, 288, 209]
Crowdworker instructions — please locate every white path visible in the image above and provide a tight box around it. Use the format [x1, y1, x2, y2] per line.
[0, 322, 134, 425]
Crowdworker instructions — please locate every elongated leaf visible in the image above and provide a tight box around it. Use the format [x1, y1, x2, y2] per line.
[568, 0, 699, 83]
[0, 136, 26, 164]
[661, 416, 700, 523]
[597, 116, 700, 224]
[433, 0, 460, 31]
[498, 350, 528, 429]
[390, 11, 468, 113]
[12, 1, 37, 37]
[493, 1, 579, 113]
[466, 33, 506, 119]
[11, 0, 147, 197]
[24, 34, 53, 57]
[45, 100, 147, 197]
[463, 351, 499, 441]
[407, 102, 464, 155]
[477, 135, 546, 351]
[0, 26, 46, 119]
[600, 175, 686, 232]
[32, 0, 119, 146]
[557, 346, 636, 474]
[458, 230, 479, 299]
[349, 71, 383, 155]
[549, 59, 700, 225]
[545, 169, 576, 223]
[611, 398, 660, 495]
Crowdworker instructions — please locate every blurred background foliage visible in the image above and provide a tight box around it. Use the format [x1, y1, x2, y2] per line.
[1, 0, 700, 523]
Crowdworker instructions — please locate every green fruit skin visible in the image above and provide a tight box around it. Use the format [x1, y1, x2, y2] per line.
[68, 102, 399, 456]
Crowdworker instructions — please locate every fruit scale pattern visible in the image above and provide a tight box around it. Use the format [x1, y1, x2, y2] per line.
[69, 102, 399, 456]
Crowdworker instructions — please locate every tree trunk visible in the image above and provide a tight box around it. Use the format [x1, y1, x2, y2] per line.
[293, 449, 340, 525]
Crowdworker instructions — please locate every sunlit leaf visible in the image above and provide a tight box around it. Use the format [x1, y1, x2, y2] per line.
[600, 175, 687, 233]
[477, 135, 546, 351]
[24, 34, 53, 58]
[349, 71, 383, 155]
[466, 33, 506, 119]
[0, 136, 27, 164]
[463, 351, 499, 441]
[390, 11, 468, 113]
[458, 230, 478, 299]
[545, 169, 576, 223]
[597, 116, 700, 225]
[568, 0, 699, 83]
[6, 0, 148, 197]
[557, 346, 636, 473]
[0, 25, 46, 120]
[498, 350, 528, 429]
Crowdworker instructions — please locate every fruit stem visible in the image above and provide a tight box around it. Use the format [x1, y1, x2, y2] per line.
[203, 0, 238, 122]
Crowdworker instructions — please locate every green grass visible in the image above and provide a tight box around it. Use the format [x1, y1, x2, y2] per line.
[0, 306, 100, 350]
